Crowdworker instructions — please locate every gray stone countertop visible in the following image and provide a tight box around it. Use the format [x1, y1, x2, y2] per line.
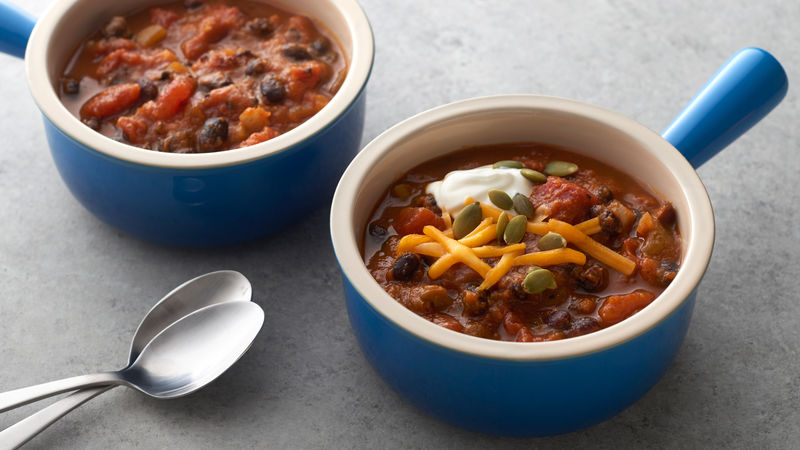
[0, 0, 798, 448]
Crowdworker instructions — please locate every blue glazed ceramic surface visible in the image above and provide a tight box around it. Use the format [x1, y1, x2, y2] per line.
[331, 94, 717, 436]
[343, 276, 697, 436]
[331, 51, 786, 434]
[44, 90, 366, 247]
[0, 0, 374, 247]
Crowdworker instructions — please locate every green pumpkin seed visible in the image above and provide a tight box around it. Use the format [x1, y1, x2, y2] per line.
[523, 267, 557, 294]
[392, 183, 412, 199]
[488, 189, 513, 210]
[452, 202, 482, 239]
[512, 193, 534, 219]
[537, 232, 566, 250]
[493, 160, 524, 169]
[520, 168, 547, 184]
[496, 212, 509, 243]
[545, 161, 578, 177]
[503, 215, 527, 244]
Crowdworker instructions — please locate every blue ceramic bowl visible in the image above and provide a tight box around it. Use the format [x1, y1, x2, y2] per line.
[0, 0, 373, 247]
[330, 49, 786, 436]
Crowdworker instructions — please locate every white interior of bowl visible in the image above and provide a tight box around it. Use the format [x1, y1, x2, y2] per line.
[25, 0, 373, 168]
[331, 95, 714, 360]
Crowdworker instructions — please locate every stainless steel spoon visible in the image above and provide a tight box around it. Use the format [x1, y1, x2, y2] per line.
[0, 300, 263, 409]
[0, 270, 253, 448]
[0, 279, 262, 447]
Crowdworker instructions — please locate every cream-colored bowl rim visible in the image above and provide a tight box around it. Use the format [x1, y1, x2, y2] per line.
[331, 94, 714, 361]
[25, 0, 374, 169]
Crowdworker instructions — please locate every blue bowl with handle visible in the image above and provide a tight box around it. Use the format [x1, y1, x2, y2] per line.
[0, 0, 373, 247]
[330, 48, 787, 436]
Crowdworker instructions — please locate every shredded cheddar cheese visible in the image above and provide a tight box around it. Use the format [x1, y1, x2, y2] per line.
[548, 219, 636, 275]
[460, 224, 498, 247]
[397, 194, 637, 288]
[463, 217, 493, 239]
[575, 217, 601, 235]
[406, 242, 526, 260]
[441, 206, 452, 229]
[396, 234, 433, 255]
[428, 254, 458, 279]
[409, 242, 446, 258]
[472, 243, 526, 258]
[423, 225, 491, 277]
[514, 248, 587, 266]
[526, 221, 549, 235]
[479, 250, 523, 290]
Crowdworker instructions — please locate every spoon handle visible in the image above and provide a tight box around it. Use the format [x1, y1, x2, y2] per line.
[0, 387, 112, 448]
[0, 372, 123, 413]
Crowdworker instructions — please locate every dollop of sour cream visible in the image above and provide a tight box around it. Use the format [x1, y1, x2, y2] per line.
[426, 165, 534, 214]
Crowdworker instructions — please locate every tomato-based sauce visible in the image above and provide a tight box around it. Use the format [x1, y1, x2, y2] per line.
[59, 0, 346, 153]
[363, 143, 682, 342]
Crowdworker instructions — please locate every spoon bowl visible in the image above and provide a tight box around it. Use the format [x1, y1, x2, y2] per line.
[0, 301, 263, 416]
[123, 301, 264, 399]
[130, 270, 253, 363]
[0, 270, 253, 447]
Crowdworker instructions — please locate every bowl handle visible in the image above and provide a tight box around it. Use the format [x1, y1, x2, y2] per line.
[661, 47, 788, 168]
[0, 1, 35, 59]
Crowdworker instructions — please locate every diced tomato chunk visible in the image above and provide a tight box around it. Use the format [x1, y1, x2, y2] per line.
[180, 6, 245, 59]
[530, 176, 599, 224]
[88, 38, 136, 57]
[286, 16, 316, 41]
[152, 76, 196, 120]
[116, 116, 148, 143]
[286, 61, 327, 101]
[393, 207, 445, 236]
[502, 312, 525, 336]
[237, 127, 279, 147]
[428, 313, 463, 333]
[80, 83, 141, 119]
[201, 84, 253, 119]
[598, 290, 656, 326]
[150, 8, 179, 28]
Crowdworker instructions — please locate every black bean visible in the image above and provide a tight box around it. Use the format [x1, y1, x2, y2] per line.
[566, 317, 601, 337]
[102, 16, 129, 38]
[61, 77, 80, 95]
[281, 44, 311, 61]
[245, 60, 266, 76]
[310, 38, 330, 56]
[259, 74, 286, 103]
[137, 77, 158, 101]
[575, 262, 609, 292]
[197, 117, 228, 152]
[546, 310, 572, 330]
[246, 18, 273, 37]
[198, 72, 232, 91]
[367, 222, 387, 238]
[392, 253, 420, 281]
[184, 0, 202, 9]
